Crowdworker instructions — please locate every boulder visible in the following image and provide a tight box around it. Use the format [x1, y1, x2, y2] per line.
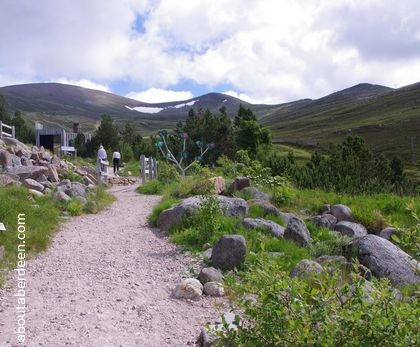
[157, 195, 248, 232]
[278, 211, 297, 225]
[172, 278, 203, 301]
[210, 176, 226, 194]
[51, 155, 61, 165]
[5, 166, 49, 182]
[15, 148, 31, 158]
[28, 189, 43, 197]
[30, 152, 41, 162]
[379, 227, 400, 241]
[198, 267, 224, 285]
[320, 204, 330, 214]
[290, 259, 324, 278]
[203, 248, 213, 260]
[65, 182, 87, 198]
[335, 221, 367, 238]
[0, 149, 12, 168]
[240, 186, 270, 201]
[242, 218, 285, 238]
[11, 155, 22, 167]
[247, 199, 282, 217]
[229, 176, 250, 192]
[0, 174, 20, 187]
[53, 191, 72, 202]
[47, 164, 60, 183]
[356, 235, 419, 286]
[330, 204, 353, 222]
[310, 214, 337, 230]
[21, 158, 33, 166]
[203, 282, 225, 297]
[284, 217, 311, 247]
[212, 235, 247, 270]
[23, 178, 44, 192]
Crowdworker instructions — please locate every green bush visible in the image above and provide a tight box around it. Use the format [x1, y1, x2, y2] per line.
[63, 171, 84, 183]
[66, 199, 83, 216]
[137, 179, 163, 194]
[157, 161, 180, 184]
[219, 258, 419, 346]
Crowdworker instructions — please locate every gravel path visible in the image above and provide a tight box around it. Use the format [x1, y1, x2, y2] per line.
[0, 184, 224, 346]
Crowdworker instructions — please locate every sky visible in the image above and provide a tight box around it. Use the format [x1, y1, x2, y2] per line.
[1, 0, 420, 104]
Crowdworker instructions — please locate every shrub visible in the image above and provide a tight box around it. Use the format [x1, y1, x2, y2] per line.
[157, 161, 180, 184]
[137, 179, 163, 194]
[218, 258, 419, 346]
[66, 199, 83, 216]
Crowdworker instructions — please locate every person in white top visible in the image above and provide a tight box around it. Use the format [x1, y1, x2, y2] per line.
[112, 150, 121, 173]
[97, 145, 107, 172]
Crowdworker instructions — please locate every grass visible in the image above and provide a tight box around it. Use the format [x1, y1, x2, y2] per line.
[0, 185, 115, 286]
[119, 160, 140, 177]
[0, 187, 61, 286]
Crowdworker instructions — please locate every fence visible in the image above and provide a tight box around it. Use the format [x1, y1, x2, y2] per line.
[0, 121, 15, 139]
[97, 158, 109, 185]
[140, 155, 157, 184]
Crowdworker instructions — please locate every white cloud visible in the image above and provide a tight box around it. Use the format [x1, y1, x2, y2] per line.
[126, 88, 194, 103]
[223, 91, 257, 104]
[55, 78, 110, 92]
[1, 0, 420, 104]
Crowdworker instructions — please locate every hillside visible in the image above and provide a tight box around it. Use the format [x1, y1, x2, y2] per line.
[1, 82, 419, 162]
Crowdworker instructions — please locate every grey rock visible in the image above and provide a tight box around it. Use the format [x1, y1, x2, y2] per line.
[315, 255, 348, 267]
[284, 217, 311, 247]
[5, 166, 49, 182]
[242, 218, 285, 238]
[47, 165, 60, 183]
[21, 158, 33, 166]
[11, 155, 22, 167]
[203, 248, 213, 260]
[335, 221, 367, 238]
[379, 227, 400, 241]
[0, 149, 12, 167]
[198, 267, 224, 285]
[172, 278, 203, 301]
[16, 148, 31, 158]
[65, 182, 87, 198]
[356, 234, 419, 286]
[203, 282, 225, 297]
[278, 211, 297, 225]
[240, 186, 270, 201]
[57, 179, 71, 186]
[23, 178, 44, 192]
[28, 189, 43, 197]
[51, 155, 61, 165]
[290, 259, 324, 278]
[330, 204, 353, 222]
[320, 204, 330, 214]
[311, 214, 337, 230]
[53, 191, 72, 202]
[157, 195, 248, 232]
[212, 235, 247, 270]
[0, 174, 20, 187]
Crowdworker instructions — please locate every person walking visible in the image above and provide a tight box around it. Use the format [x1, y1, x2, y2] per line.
[112, 149, 121, 174]
[97, 145, 107, 172]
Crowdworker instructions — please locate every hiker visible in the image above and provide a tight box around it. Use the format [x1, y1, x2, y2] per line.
[97, 145, 107, 172]
[112, 149, 121, 174]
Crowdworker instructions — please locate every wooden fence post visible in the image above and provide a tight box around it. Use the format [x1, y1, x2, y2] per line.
[140, 154, 146, 184]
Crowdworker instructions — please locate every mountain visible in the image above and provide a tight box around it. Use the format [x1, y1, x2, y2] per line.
[0, 82, 419, 162]
[0, 83, 248, 131]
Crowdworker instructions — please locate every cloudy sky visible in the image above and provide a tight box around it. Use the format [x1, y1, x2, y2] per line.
[1, 0, 420, 104]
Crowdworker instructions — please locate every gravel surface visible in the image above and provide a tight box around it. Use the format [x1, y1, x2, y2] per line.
[0, 184, 225, 346]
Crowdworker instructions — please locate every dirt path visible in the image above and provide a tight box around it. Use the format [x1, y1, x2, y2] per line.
[0, 184, 224, 346]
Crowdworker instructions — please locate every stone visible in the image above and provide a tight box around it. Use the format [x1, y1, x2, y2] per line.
[284, 217, 311, 247]
[290, 259, 324, 278]
[330, 204, 353, 222]
[315, 255, 348, 267]
[278, 211, 297, 225]
[379, 227, 400, 241]
[0, 174, 20, 187]
[21, 158, 33, 166]
[16, 148, 31, 158]
[203, 282, 225, 297]
[320, 204, 330, 214]
[210, 176, 226, 194]
[240, 186, 270, 201]
[157, 195, 248, 232]
[242, 218, 285, 238]
[212, 235, 247, 270]
[203, 248, 213, 260]
[5, 166, 49, 182]
[51, 155, 61, 165]
[42, 152, 52, 162]
[28, 189, 43, 197]
[11, 155, 22, 167]
[172, 278, 203, 301]
[356, 235, 419, 286]
[75, 167, 88, 176]
[53, 191, 72, 202]
[198, 267, 224, 285]
[47, 164, 60, 183]
[229, 176, 250, 192]
[23, 178, 44, 192]
[335, 221, 367, 238]
[65, 182, 87, 198]
[30, 152, 41, 162]
[310, 214, 337, 230]
[0, 149, 12, 168]
[247, 199, 282, 217]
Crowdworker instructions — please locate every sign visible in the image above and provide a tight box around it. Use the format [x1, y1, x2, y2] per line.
[0, 222, 6, 232]
[61, 146, 75, 151]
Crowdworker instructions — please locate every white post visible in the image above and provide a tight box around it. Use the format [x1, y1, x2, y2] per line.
[0, 121, 2, 138]
[12, 126, 15, 139]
